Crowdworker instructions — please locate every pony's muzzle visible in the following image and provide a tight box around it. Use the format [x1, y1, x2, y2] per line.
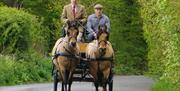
[70, 42, 76, 47]
[99, 48, 106, 56]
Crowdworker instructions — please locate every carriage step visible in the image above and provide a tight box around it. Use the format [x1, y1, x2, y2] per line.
[74, 70, 83, 74]
[74, 69, 90, 74]
[72, 77, 94, 82]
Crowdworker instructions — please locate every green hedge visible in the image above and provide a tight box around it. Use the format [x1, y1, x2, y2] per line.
[151, 79, 179, 91]
[138, 0, 180, 89]
[0, 54, 51, 86]
[0, 6, 48, 56]
[0, 6, 51, 85]
[8, 0, 147, 74]
[1, 0, 179, 87]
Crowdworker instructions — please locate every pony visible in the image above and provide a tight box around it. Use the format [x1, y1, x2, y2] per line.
[86, 26, 114, 91]
[54, 21, 80, 91]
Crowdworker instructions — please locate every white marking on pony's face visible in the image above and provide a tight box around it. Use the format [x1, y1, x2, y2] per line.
[67, 28, 78, 48]
[98, 41, 107, 57]
[98, 33, 108, 57]
[69, 37, 77, 47]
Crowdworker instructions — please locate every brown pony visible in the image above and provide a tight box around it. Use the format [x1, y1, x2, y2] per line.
[86, 26, 114, 91]
[55, 22, 80, 91]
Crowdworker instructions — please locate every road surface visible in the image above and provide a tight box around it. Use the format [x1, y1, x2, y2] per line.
[0, 76, 154, 91]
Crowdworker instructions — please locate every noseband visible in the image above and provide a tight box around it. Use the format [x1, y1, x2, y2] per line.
[98, 40, 108, 46]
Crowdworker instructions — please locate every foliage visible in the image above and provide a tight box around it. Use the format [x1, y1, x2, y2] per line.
[19, 0, 66, 50]
[138, 0, 180, 88]
[0, 2, 4, 6]
[105, 0, 147, 74]
[0, 0, 147, 83]
[0, 0, 147, 74]
[0, 6, 49, 56]
[0, 6, 51, 85]
[151, 79, 179, 91]
[0, 54, 52, 86]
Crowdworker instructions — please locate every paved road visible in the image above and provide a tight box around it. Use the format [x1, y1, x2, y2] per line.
[0, 76, 154, 91]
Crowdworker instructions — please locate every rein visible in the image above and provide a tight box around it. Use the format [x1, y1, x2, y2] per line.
[87, 56, 113, 61]
[98, 40, 108, 46]
[55, 46, 79, 60]
[54, 39, 113, 62]
[54, 37, 79, 59]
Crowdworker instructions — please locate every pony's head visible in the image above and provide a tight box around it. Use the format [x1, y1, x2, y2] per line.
[66, 21, 79, 47]
[97, 25, 109, 57]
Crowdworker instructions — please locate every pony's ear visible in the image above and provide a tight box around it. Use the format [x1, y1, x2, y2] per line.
[67, 20, 70, 26]
[98, 25, 107, 32]
[98, 25, 101, 31]
[104, 25, 107, 32]
[76, 30, 79, 37]
[107, 33, 109, 40]
[104, 25, 109, 39]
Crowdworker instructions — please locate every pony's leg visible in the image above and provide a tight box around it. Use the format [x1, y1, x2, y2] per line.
[64, 79, 67, 91]
[53, 70, 58, 91]
[58, 70, 64, 91]
[102, 63, 111, 91]
[103, 85, 107, 91]
[61, 82, 64, 91]
[64, 70, 69, 91]
[94, 82, 99, 91]
[60, 70, 68, 91]
[102, 81, 107, 91]
[68, 72, 73, 91]
[68, 78, 72, 91]
[60, 71, 64, 91]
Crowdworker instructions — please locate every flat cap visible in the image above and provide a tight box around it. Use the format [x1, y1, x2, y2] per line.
[94, 4, 103, 9]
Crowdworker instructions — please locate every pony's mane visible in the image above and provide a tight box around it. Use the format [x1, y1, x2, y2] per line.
[55, 36, 80, 55]
[86, 40, 98, 58]
[86, 40, 114, 59]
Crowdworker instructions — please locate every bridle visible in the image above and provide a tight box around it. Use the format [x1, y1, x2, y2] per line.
[98, 40, 108, 46]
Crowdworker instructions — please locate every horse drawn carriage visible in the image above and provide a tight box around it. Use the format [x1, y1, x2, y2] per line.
[52, 21, 114, 91]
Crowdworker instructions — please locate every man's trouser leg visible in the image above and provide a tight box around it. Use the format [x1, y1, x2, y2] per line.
[61, 28, 66, 37]
[77, 26, 84, 42]
[88, 33, 95, 42]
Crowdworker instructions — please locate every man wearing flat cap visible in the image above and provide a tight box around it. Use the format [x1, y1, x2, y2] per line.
[87, 4, 110, 41]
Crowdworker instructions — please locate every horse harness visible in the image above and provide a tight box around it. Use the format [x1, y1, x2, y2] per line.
[54, 38, 113, 62]
[54, 38, 79, 60]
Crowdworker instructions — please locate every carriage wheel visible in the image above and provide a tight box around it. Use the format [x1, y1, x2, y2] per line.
[53, 70, 58, 91]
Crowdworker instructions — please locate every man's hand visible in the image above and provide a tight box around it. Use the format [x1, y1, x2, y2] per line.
[65, 19, 70, 24]
[93, 32, 97, 39]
